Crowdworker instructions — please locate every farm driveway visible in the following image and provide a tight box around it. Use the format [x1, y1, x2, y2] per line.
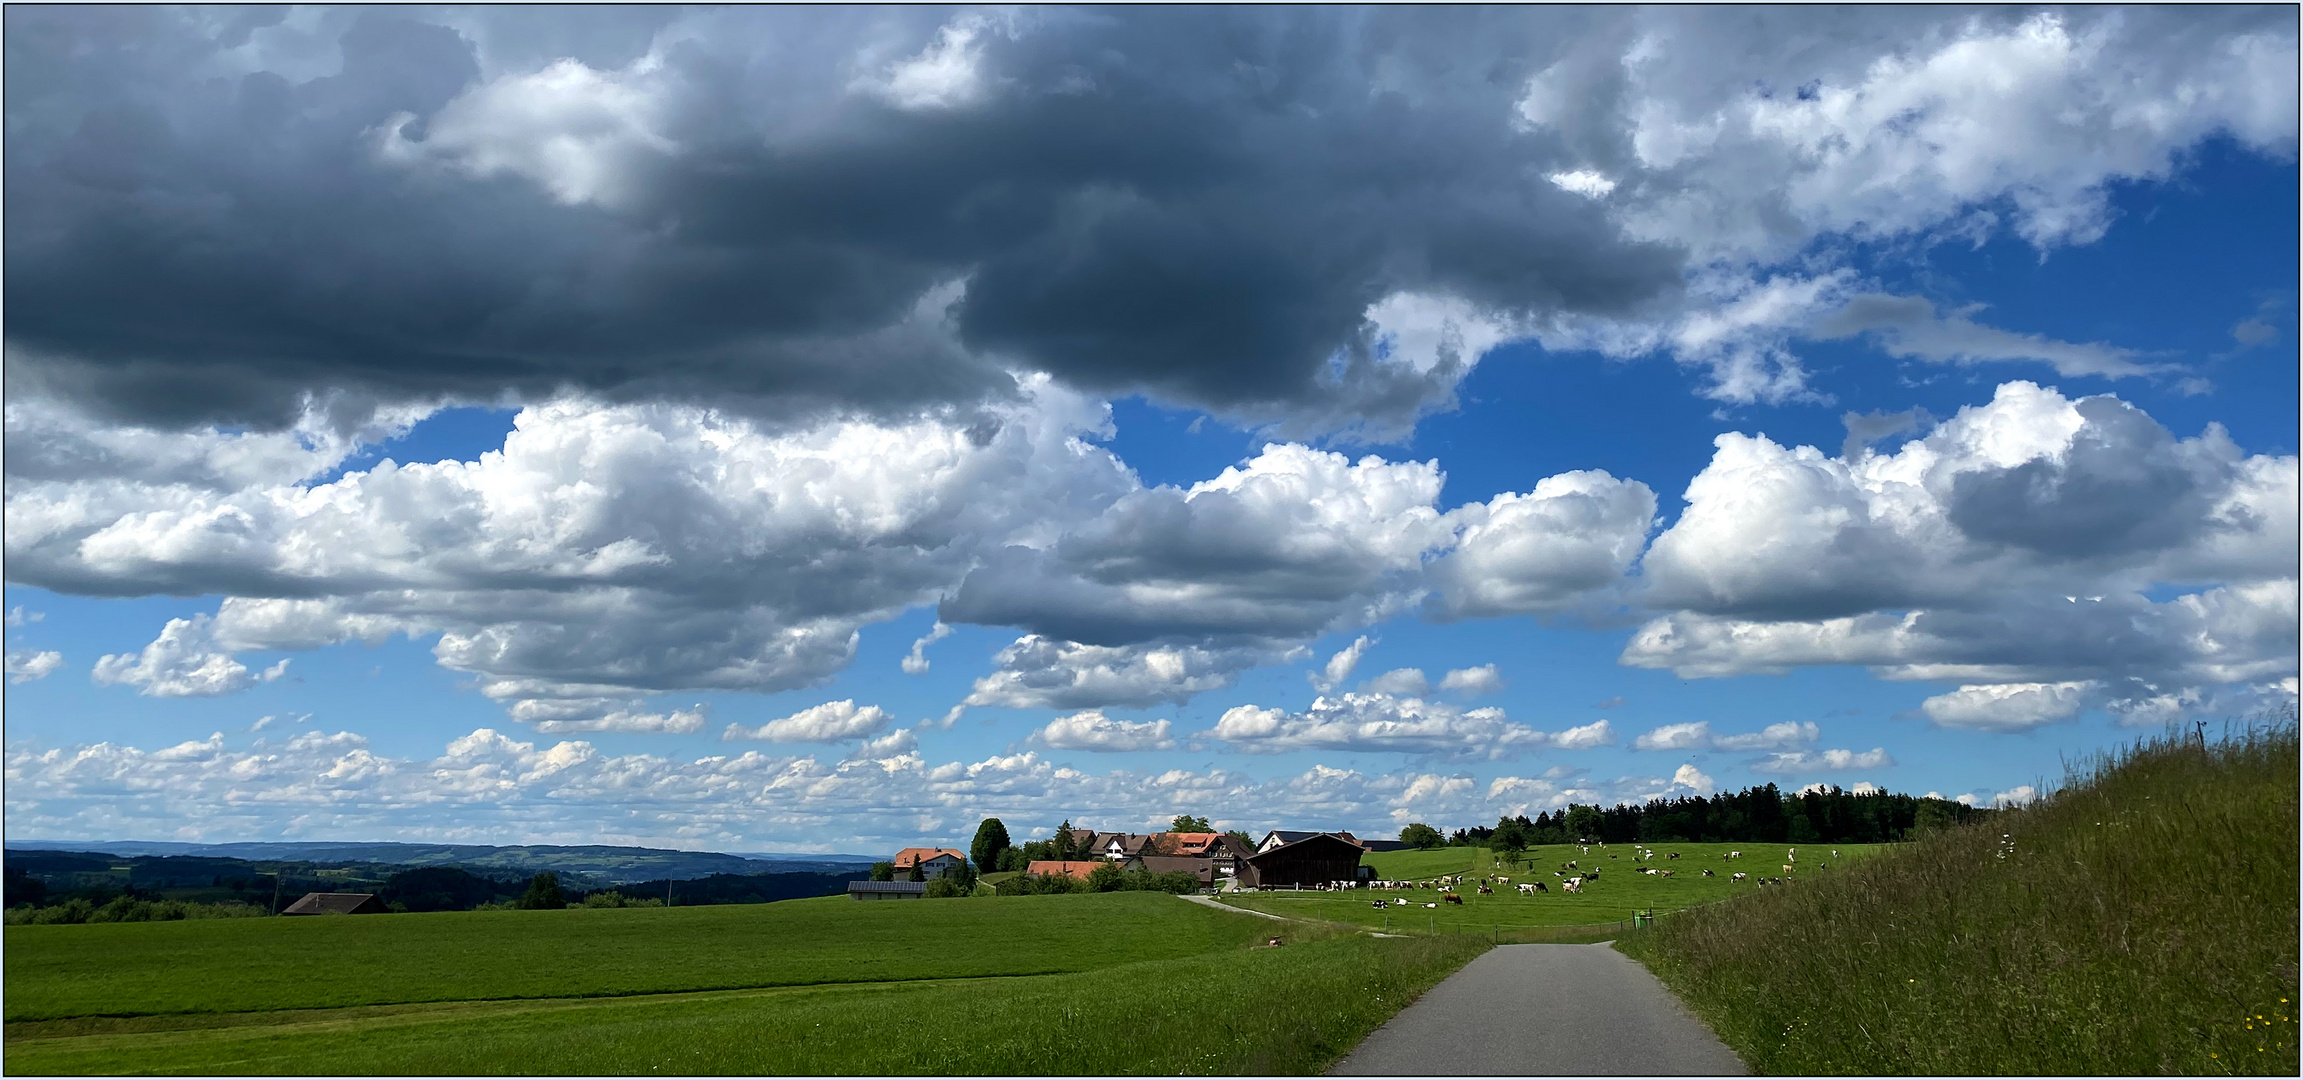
[1326, 943, 1746, 1076]
[1174, 894, 1288, 920]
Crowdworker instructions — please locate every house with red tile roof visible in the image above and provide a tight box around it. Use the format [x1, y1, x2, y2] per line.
[892, 847, 968, 879]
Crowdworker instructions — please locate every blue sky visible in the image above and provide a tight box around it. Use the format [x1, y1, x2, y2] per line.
[4, 6, 2295, 854]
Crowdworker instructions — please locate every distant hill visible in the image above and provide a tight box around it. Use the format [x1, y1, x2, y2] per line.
[2, 840, 876, 885]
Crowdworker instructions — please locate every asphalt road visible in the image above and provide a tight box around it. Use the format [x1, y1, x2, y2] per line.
[1326, 943, 1747, 1076]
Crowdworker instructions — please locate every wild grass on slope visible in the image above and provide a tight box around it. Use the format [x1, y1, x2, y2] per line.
[2, 892, 1271, 1021]
[4, 933, 1489, 1075]
[1618, 720, 2300, 1075]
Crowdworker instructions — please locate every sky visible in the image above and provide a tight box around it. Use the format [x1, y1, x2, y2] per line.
[3, 5, 2296, 855]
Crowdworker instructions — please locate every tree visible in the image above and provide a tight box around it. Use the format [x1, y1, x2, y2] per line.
[942, 859, 978, 894]
[518, 871, 565, 910]
[869, 861, 895, 882]
[997, 847, 1026, 872]
[1171, 814, 1213, 833]
[1490, 819, 1529, 866]
[1564, 804, 1603, 842]
[1085, 862, 1126, 893]
[971, 818, 1012, 876]
[907, 863, 925, 883]
[1052, 819, 1084, 861]
[1399, 823, 1444, 850]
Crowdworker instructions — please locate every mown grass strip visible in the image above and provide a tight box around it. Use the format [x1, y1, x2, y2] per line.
[6, 933, 1490, 1076]
[1618, 720, 2301, 1076]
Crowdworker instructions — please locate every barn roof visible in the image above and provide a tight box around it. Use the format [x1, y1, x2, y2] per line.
[1248, 833, 1367, 862]
[847, 880, 927, 895]
[1025, 860, 1102, 880]
[280, 892, 387, 915]
[1129, 855, 1216, 881]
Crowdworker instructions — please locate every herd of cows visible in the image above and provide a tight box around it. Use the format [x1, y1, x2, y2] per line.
[1337, 843, 1841, 907]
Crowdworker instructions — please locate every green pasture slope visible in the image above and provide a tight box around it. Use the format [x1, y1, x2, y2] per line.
[1224, 842, 1886, 934]
[5, 891, 1486, 1075]
[1619, 721, 2301, 1075]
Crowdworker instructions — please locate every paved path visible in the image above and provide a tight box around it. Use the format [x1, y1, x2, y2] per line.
[1174, 893, 1288, 920]
[1327, 943, 1746, 1076]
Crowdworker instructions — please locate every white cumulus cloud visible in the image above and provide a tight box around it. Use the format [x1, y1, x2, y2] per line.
[1030, 710, 1177, 753]
[724, 700, 893, 743]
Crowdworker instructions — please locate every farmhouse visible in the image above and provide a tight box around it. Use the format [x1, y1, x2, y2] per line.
[280, 892, 388, 915]
[891, 847, 968, 879]
[1088, 832, 1156, 860]
[1238, 833, 1364, 889]
[847, 880, 927, 901]
[1025, 860, 1102, 881]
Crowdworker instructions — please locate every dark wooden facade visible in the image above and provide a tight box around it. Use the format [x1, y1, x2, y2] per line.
[1238, 833, 1364, 888]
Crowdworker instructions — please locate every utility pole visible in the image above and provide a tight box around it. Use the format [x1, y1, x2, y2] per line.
[270, 871, 283, 916]
[666, 877, 673, 908]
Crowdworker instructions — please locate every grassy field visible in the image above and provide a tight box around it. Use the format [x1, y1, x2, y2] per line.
[3, 892, 1278, 1021]
[1618, 720, 2301, 1075]
[1224, 842, 1885, 934]
[4, 891, 1493, 1074]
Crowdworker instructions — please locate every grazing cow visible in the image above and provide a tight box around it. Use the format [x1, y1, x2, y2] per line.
[1586, 869, 1599, 879]
[1478, 885, 1493, 895]
[1566, 860, 1577, 869]
[1787, 848, 1796, 863]
[1531, 881, 1547, 893]
[1560, 878, 1583, 894]
[1371, 901, 1388, 910]
[1729, 851, 1741, 859]
[1443, 893, 1463, 905]
[1517, 883, 1535, 895]
[1669, 852, 1679, 860]
[1659, 869, 1674, 877]
[1424, 902, 1438, 909]
[1832, 849, 1840, 858]
[1702, 868, 1716, 877]
[1783, 865, 1796, 875]
[1731, 872, 1747, 882]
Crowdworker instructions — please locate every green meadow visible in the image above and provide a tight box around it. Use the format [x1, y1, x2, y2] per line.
[1222, 841, 1886, 934]
[1619, 721, 2301, 1075]
[4, 891, 1488, 1075]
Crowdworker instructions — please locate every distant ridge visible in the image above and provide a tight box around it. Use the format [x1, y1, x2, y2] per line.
[1, 840, 877, 885]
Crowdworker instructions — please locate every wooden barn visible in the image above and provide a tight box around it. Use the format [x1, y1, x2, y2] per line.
[1238, 833, 1363, 889]
[280, 892, 388, 915]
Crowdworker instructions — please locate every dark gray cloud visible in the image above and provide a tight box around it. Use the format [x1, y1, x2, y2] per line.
[4, 5, 1682, 435]
[1945, 397, 2234, 560]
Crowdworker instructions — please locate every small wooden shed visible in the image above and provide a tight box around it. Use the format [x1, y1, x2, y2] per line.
[281, 892, 389, 915]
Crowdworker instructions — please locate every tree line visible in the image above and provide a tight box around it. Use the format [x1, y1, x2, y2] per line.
[1400, 782, 1998, 850]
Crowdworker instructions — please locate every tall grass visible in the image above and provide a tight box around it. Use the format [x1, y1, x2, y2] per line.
[1618, 718, 2300, 1075]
